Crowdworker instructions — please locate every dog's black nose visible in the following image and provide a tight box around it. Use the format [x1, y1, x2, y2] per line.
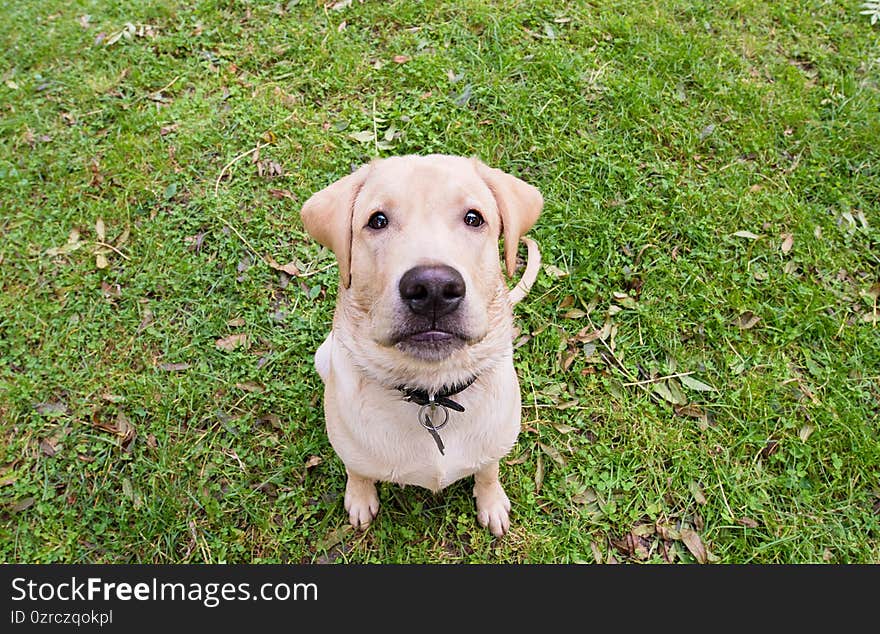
[399, 265, 465, 318]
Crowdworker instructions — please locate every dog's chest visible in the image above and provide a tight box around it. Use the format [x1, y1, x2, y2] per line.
[383, 405, 516, 490]
[324, 373, 521, 491]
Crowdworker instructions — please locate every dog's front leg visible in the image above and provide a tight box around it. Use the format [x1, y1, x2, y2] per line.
[344, 468, 379, 530]
[473, 460, 511, 537]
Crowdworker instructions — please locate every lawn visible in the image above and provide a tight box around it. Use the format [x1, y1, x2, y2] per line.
[1, 0, 878, 564]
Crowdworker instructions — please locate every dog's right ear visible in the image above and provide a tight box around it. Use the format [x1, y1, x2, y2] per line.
[300, 163, 372, 289]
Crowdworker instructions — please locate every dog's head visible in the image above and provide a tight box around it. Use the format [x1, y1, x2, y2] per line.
[301, 154, 541, 383]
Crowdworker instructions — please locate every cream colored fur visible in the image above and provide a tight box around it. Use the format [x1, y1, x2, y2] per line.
[301, 154, 542, 536]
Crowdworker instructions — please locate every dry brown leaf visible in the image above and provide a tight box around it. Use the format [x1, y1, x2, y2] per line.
[666, 378, 688, 404]
[235, 381, 264, 393]
[505, 453, 529, 466]
[46, 228, 83, 256]
[88, 158, 104, 186]
[736, 517, 759, 528]
[349, 130, 374, 143]
[226, 317, 245, 327]
[571, 488, 597, 505]
[679, 374, 717, 392]
[95, 217, 106, 242]
[268, 188, 296, 201]
[590, 541, 602, 563]
[256, 160, 283, 178]
[560, 350, 577, 372]
[733, 230, 762, 240]
[258, 413, 282, 430]
[780, 232, 794, 253]
[655, 522, 681, 541]
[672, 404, 706, 418]
[40, 438, 58, 456]
[575, 319, 612, 343]
[632, 523, 655, 537]
[761, 439, 779, 458]
[653, 380, 688, 405]
[216, 333, 248, 351]
[674, 404, 710, 429]
[317, 525, 351, 550]
[304, 455, 322, 469]
[393, 55, 410, 64]
[101, 281, 120, 299]
[265, 255, 300, 276]
[554, 399, 579, 410]
[538, 442, 566, 466]
[679, 527, 708, 563]
[733, 311, 761, 329]
[95, 253, 109, 269]
[122, 478, 134, 502]
[543, 264, 568, 278]
[34, 400, 68, 416]
[90, 415, 117, 435]
[12, 497, 35, 512]
[159, 362, 190, 371]
[611, 533, 643, 559]
[513, 334, 532, 349]
[184, 232, 207, 252]
[116, 411, 136, 447]
[689, 480, 707, 505]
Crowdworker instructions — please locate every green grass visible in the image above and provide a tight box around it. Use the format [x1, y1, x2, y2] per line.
[1, 0, 878, 564]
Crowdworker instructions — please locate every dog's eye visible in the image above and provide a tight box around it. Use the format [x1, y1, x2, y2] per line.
[463, 210, 484, 227]
[367, 212, 389, 230]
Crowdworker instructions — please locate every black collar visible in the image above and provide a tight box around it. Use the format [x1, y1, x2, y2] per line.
[397, 375, 478, 412]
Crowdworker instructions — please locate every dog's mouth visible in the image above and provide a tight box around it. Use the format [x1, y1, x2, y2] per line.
[391, 327, 467, 360]
[407, 330, 456, 343]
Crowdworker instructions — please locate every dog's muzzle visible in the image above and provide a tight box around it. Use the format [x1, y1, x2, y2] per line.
[391, 265, 468, 359]
[398, 264, 465, 319]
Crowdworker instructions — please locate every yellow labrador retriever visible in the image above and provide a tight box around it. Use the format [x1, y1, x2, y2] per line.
[300, 154, 542, 536]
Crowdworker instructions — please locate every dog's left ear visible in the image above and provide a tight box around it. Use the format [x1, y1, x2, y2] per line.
[300, 162, 373, 289]
[474, 159, 543, 277]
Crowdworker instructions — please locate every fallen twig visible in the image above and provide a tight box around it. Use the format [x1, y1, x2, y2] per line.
[298, 262, 337, 278]
[217, 216, 262, 260]
[214, 142, 269, 195]
[214, 113, 299, 195]
[95, 241, 130, 260]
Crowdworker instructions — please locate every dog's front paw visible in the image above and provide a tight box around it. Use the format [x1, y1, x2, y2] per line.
[344, 474, 379, 530]
[474, 481, 511, 537]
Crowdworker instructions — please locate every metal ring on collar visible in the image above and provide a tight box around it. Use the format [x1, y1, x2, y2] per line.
[418, 403, 449, 431]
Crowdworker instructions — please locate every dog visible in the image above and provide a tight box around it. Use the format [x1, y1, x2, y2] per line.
[300, 154, 542, 536]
